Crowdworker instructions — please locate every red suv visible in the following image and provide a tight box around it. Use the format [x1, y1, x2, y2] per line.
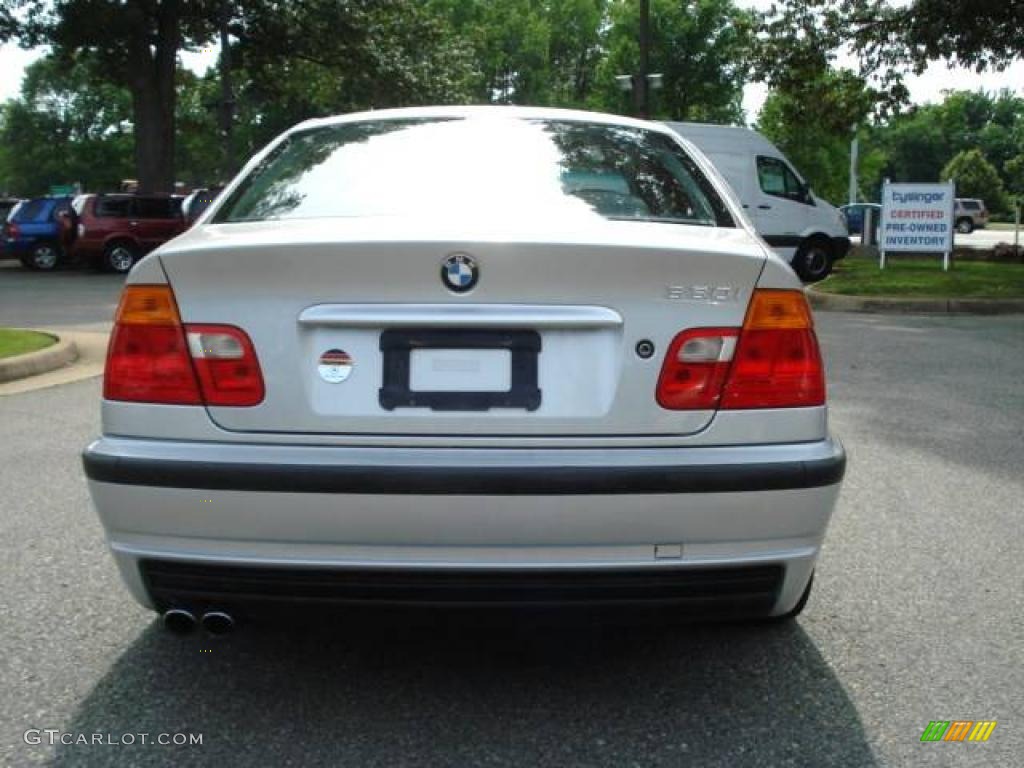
[72, 194, 186, 273]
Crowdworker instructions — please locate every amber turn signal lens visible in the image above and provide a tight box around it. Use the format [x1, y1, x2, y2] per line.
[743, 289, 814, 330]
[114, 285, 182, 326]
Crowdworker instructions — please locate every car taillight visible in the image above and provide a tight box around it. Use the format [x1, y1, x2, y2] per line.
[656, 328, 739, 409]
[185, 325, 264, 406]
[104, 285, 263, 406]
[657, 289, 825, 411]
[4, 222, 18, 239]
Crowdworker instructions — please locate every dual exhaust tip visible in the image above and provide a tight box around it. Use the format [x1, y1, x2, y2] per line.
[163, 609, 234, 636]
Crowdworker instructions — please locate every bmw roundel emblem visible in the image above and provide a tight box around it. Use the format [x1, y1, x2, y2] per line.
[441, 253, 479, 293]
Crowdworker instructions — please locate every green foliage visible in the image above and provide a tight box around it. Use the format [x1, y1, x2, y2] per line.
[942, 149, 1008, 213]
[1005, 155, 1024, 199]
[430, 0, 605, 106]
[757, 1, 1024, 116]
[596, 0, 753, 122]
[820, 257, 1024, 299]
[0, 328, 57, 359]
[0, 53, 134, 195]
[863, 91, 1024, 213]
[234, 0, 479, 111]
[756, 69, 879, 204]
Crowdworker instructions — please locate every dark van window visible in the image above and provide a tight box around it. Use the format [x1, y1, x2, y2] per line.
[757, 156, 811, 205]
[135, 197, 181, 219]
[96, 197, 133, 218]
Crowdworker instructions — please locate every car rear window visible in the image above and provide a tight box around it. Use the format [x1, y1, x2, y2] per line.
[14, 199, 47, 222]
[214, 118, 734, 227]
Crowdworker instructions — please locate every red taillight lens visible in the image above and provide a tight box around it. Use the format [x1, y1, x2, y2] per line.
[656, 290, 825, 411]
[4, 222, 19, 239]
[105, 323, 202, 404]
[721, 290, 824, 409]
[104, 285, 263, 406]
[720, 328, 824, 409]
[656, 328, 739, 409]
[185, 325, 264, 406]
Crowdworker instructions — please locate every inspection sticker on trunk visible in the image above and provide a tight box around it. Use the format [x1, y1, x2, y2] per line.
[318, 349, 354, 383]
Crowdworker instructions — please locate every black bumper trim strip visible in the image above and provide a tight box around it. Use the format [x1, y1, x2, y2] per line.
[83, 447, 845, 495]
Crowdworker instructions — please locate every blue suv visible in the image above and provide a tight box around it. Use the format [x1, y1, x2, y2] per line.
[3, 196, 75, 270]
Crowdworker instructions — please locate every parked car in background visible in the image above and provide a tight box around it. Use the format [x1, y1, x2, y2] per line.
[2, 195, 75, 270]
[954, 198, 988, 233]
[839, 203, 881, 238]
[664, 122, 850, 282]
[182, 186, 224, 226]
[0, 197, 22, 225]
[72, 193, 186, 273]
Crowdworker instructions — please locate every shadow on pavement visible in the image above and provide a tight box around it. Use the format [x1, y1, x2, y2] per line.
[54, 612, 876, 767]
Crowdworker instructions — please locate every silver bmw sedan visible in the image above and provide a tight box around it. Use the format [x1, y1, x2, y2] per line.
[82, 106, 845, 634]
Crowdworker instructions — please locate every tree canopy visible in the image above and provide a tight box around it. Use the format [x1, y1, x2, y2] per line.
[942, 149, 1008, 212]
[0, 0, 1021, 208]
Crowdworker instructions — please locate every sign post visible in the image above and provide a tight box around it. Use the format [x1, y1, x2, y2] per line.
[879, 180, 955, 270]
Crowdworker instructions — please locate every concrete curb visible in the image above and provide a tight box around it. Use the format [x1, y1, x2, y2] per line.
[0, 329, 108, 397]
[0, 333, 79, 383]
[806, 288, 1024, 315]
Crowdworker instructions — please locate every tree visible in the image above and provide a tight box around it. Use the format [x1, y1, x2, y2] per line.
[596, 0, 754, 122]
[867, 91, 1024, 208]
[233, 0, 478, 111]
[2, 0, 480, 192]
[0, 53, 134, 194]
[1005, 155, 1024, 201]
[757, 1, 1024, 114]
[942, 149, 1008, 213]
[757, 69, 884, 204]
[430, 0, 606, 107]
[6, 0, 218, 193]
[838, 0, 1024, 75]
[546, 0, 606, 106]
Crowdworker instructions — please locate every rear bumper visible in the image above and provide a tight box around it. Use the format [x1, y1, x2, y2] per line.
[139, 559, 787, 617]
[83, 441, 845, 495]
[3, 237, 35, 255]
[83, 436, 845, 616]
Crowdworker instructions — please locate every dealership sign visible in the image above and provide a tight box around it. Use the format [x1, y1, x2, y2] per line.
[879, 181, 956, 269]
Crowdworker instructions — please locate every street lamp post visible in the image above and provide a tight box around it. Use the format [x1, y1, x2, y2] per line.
[848, 124, 858, 205]
[219, 0, 236, 175]
[637, 0, 651, 117]
[615, 0, 662, 118]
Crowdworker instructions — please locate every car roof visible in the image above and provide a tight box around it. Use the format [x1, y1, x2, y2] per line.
[292, 105, 676, 138]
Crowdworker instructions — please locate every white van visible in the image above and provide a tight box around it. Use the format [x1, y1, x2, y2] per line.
[666, 122, 850, 281]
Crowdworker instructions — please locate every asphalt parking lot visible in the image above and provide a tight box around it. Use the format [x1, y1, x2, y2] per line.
[1, 269, 1022, 767]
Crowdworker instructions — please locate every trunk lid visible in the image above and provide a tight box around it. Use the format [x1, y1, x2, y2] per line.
[158, 217, 765, 438]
